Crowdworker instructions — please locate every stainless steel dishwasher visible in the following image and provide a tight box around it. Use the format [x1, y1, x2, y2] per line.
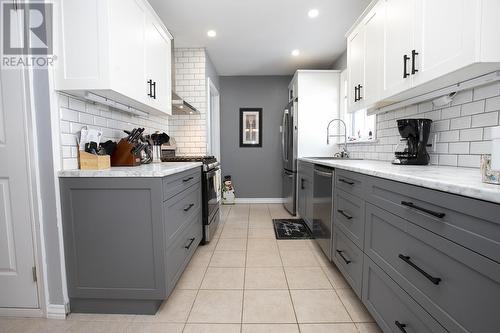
[312, 165, 334, 261]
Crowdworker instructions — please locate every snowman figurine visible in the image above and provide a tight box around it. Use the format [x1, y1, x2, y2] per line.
[222, 175, 235, 205]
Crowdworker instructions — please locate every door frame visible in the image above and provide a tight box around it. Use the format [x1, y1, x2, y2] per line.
[0, 68, 47, 318]
[206, 77, 221, 160]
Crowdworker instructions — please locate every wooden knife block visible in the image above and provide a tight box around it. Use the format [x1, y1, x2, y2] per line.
[79, 151, 110, 170]
[111, 139, 141, 167]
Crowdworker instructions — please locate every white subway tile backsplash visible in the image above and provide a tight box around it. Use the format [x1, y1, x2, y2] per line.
[448, 142, 469, 154]
[60, 108, 79, 122]
[343, 82, 499, 168]
[471, 112, 498, 128]
[68, 98, 86, 112]
[461, 100, 485, 116]
[450, 116, 471, 130]
[459, 128, 483, 141]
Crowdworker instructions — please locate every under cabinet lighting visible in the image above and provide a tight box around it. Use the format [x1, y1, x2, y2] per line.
[308, 9, 319, 18]
[84, 92, 149, 117]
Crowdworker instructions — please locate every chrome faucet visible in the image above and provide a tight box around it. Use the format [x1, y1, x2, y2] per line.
[326, 119, 350, 158]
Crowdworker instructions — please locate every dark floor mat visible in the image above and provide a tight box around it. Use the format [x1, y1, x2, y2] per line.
[273, 219, 313, 239]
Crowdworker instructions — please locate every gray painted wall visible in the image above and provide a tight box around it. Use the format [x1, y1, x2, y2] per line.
[331, 50, 347, 70]
[220, 76, 291, 198]
[32, 68, 65, 305]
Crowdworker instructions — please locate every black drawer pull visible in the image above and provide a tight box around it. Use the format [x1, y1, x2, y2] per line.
[395, 321, 408, 333]
[401, 201, 445, 218]
[411, 49, 419, 75]
[183, 203, 195, 212]
[338, 178, 354, 185]
[337, 209, 353, 220]
[182, 177, 194, 183]
[403, 54, 410, 78]
[336, 250, 351, 264]
[399, 254, 442, 285]
[184, 237, 196, 249]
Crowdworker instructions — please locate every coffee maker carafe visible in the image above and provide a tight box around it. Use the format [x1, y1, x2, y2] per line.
[392, 118, 432, 165]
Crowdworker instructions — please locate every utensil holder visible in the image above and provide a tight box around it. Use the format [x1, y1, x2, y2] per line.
[79, 151, 110, 170]
[110, 139, 141, 167]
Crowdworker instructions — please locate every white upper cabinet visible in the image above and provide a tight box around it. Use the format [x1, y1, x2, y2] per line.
[411, 0, 476, 86]
[54, 0, 172, 116]
[346, 0, 500, 113]
[347, 26, 365, 110]
[362, 1, 385, 106]
[382, 0, 413, 99]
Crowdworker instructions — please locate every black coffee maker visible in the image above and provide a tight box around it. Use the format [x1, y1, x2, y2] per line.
[392, 118, 432, 165]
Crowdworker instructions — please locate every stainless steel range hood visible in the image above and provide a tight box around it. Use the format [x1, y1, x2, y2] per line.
[171, 40, 200, 115]
[172, 92, 199, 115]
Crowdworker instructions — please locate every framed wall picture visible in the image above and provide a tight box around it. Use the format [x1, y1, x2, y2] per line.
[239, 108, 262, 147]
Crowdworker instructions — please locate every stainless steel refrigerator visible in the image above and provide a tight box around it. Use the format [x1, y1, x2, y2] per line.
[281, 100, 297, 215]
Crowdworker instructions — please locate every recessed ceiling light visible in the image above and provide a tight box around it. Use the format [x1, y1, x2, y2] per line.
[207, 30, 217, 38]
[291, 49, 300, 57]
[308, 9, 319, 18]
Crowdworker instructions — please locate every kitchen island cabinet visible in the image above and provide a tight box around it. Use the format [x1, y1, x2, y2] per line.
[59, 163, 202, 314]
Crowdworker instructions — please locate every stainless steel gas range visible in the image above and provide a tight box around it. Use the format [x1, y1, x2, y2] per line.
[161, 155, 221, 243]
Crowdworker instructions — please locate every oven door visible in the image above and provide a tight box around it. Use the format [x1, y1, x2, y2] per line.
[205, 167, 221, 221]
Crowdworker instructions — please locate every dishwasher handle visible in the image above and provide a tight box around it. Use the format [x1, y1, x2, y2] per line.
[314, 169, 333, 178]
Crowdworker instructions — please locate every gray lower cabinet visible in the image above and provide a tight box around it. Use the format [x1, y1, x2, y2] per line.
[313, 163, 500, 333]
[59, 167, 202, 314]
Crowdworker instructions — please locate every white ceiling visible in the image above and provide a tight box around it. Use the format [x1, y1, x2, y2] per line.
[148, 0, 371, 76]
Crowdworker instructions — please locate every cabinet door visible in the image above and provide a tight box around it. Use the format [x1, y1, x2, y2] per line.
[363, 1, 385, 106]
[412, 0, 477, 86]
[382, 0, 413, 98]
[108, 0, 146, 103]
[144, 16, 172, 115]
[347, 26, 365, 110]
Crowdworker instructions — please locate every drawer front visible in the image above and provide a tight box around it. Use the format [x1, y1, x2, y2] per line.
[362, 255, 447, 333]
[335, 169, 365, 199]
[365, 203, 500, 333]
[163, 182, 201, 246]
[365, 175, 500, 263]
[166, 211, 202, 294]
[335, 189, 365, 249]
[163, 167, 201, 201]
[332, 227, 364, 297]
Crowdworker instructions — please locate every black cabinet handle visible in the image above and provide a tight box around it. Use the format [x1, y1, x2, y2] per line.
[183, 203, 195, 212]
[338, 178, 354, 185]
[403, 54, 410, 78]
[337, 209, 353, 220]
[398, 254, 442, 285]
[411, 50, 419, 75]
[301, 178, 305, 190]
[184, 237, 196, 249]
[182, 176, 194, 183]
[336, 250, 351, 264]
[401, 201, 445, 218]
[152, 81, 157, 99]
[147, 79, 153, 97]
[357, 84, 363, 101]
[354, 86, 358, 102]
[395, 321, 408, 333]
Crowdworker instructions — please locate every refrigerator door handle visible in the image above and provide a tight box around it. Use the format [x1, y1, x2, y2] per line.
[282, 110, 289, 162]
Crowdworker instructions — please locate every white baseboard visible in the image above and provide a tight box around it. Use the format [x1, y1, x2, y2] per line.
[46, 304, 67, 320]
[233, 198, 285, 204]
[0, 307, 43, 318]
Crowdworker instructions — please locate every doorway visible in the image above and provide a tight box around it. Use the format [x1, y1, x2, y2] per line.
[207, 78, 221, 160]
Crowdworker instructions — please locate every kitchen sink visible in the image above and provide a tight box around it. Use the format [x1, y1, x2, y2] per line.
[305, 156, 364, 160]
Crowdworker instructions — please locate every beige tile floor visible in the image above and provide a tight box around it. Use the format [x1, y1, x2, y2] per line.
[0, 204, 382, 333]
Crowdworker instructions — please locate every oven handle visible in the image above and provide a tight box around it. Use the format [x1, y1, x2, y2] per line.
[205, 167, 220, 179]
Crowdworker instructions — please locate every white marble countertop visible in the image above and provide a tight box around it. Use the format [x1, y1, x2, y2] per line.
[300, 158, 500, 204]
[58, 162, 202, 178]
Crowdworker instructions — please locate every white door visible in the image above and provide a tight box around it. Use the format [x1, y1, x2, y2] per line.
[144, 14, 172, 115]
[412, 0, 477, 86]
[0, 65, 39, 307]
[363, 1, 385, 106]
[383, 0, 414, 98]
[208, 79, 221, 160]
[109, 0, 146, 104]
[347, 26, 365, 111]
